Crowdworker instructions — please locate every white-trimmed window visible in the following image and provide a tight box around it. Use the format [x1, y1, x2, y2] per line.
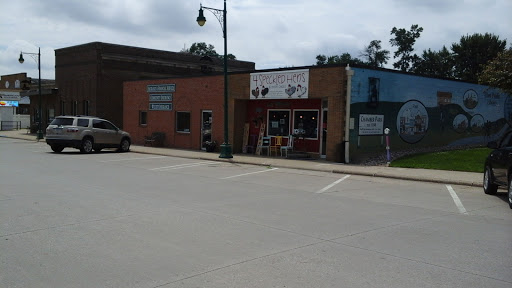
[293, 109, 319, 139]
[71, 101, 78, 115]
[267, 109, 291, 136]
[176, 111, 191, 132]
[83, 100, 89, 116]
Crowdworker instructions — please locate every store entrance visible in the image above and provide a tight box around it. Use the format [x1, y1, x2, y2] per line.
[201, 110, 212, 150]
[321, 108, 327, 158]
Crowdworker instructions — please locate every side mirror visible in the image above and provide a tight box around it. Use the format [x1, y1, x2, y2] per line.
[487, 141, 498, 149]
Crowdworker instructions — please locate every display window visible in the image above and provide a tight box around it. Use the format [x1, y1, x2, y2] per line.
[293, 109, 319, 139]
[267, 109, 290, 136]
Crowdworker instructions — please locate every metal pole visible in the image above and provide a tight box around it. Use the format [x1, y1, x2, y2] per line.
[37, 47, 43, 140]
[219, 0, 232, 158]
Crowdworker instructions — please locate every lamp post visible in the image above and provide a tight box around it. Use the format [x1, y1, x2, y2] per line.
[19, 47, 43, 140]
[197, 0, 233, 158]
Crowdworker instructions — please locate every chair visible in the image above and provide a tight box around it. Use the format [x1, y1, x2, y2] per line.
[269, 136, 283, 156]
[257, 136, 271, 156]
[280, 135, 294, 157]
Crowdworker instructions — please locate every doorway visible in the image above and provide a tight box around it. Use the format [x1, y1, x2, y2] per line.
[201, 110, 212, 150]
[321, 107, 327, 158]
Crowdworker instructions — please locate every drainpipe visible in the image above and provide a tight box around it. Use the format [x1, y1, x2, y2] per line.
[344, 64, 354, 163]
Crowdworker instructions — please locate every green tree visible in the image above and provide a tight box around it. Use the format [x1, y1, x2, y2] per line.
[185, 42, 236, 60]
[316, 53, 364, 66]
[359, 40, 390, 67]
[412, 46, 454, 78]
[390, 24, 423, 71]
[451, 33, 506, 82]
[479, 48, 512, 95]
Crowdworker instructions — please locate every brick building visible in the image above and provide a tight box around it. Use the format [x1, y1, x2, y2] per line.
[123, 66, 349, 162]
[54, 42, 255, 128]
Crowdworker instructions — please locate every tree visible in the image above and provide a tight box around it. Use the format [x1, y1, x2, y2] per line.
[184, 42, 236, 60]
[451, 33, 506, 83]
[389, 24, 423, 71]
[479, 48, 512, 95]
[315, 53, 364, 66]
[412, 46, 454, 78]
[359, 40, 390, 67]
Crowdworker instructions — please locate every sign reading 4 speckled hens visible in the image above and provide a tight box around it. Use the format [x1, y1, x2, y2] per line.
[250, 69, 309, 99]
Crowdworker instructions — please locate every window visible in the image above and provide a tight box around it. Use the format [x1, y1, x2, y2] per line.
[293, 110, 319, 139]
[267, 110, 290, 136]
[71, 101, 78, 115]
[93, 119, 117, 131]
[60, 101, 66, 115]
[77, 119, 89, 127]
[176, 111, 191, 132]
[139, 111, 148, 126]
[83, 100, 89, 116]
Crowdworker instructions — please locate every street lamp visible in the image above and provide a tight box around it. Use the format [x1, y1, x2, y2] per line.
[197, 0, 233, 158]
[19, 47, 43, 140]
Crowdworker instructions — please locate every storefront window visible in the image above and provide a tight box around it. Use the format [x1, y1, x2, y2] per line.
[176, 111, 190, 132]
[267, 110, 290, 136]
[293, 110, 319, 139]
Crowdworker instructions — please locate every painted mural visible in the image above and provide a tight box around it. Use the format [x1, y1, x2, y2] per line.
[349, 67, 512, 155]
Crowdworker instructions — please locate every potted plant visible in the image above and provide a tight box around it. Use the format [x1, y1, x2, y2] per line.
[204, 140, 217, 152]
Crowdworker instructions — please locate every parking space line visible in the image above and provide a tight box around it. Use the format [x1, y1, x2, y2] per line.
[316, 175, 351, 194]
[446, 185, 467, 214]
[221, 168, 279, 179]
[150, 161, 215, 170]
[100, 156, 168, 162]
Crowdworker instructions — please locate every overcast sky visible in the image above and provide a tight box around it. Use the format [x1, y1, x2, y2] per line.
[1, 0, 511, 80]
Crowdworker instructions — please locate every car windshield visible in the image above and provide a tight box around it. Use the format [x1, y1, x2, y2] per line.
[50, 118, 74, 126]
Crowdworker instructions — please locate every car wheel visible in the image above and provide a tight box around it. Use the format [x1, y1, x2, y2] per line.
[80, 138, 93, 153]
[483, 166, 498, 195]
[118, 138, 130, 152]
[51, 145, 64, 153]
[508, 176, 512, 209]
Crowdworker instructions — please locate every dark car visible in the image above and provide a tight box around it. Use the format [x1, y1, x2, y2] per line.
[483, 129, 512, 209]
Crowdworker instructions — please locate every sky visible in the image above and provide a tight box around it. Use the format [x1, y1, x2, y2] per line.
[1, 0, 511, 80]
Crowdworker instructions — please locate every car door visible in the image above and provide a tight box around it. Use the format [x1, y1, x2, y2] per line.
[491, 131, 512, 185]
[101, 120, 122, 146]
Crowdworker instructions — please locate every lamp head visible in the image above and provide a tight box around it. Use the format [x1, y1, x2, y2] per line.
[197, 6, 206, 26]
[18, 52, 24, 64]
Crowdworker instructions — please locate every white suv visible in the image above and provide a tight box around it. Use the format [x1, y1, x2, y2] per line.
[45, 116, 131, 153]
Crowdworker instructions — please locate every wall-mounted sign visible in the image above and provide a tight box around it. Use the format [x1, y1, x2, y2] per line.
[149, 94, 173, 101]
[147, 84, 176, 93]
[149, 103, 173, 111]
[359, 114, 384, 135]
[250, 69, 309, 99]
[0, 101, 19, 107]
[0, 92, 21, 101]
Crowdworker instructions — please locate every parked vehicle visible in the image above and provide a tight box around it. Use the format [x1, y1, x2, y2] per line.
[45, 116, 131, 153]
[483, 129, 512, 208]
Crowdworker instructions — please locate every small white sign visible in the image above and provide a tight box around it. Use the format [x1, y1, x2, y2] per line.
[359, 114, 384, 135]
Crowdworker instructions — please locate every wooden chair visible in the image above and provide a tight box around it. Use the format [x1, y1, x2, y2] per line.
[280, 135, 294, 157]
[269, 136, 282, 156]
[257, 136, 271, 156]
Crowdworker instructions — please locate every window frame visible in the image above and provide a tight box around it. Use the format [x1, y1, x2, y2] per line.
[292, 109, 319, 139]
[267, 109, 291, 137]
[176, 111, 191, 133]
[139, 110, 148, 126]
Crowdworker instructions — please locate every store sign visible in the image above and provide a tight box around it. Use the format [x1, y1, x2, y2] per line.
[149, 103, 172, 111]
[359, 114, 384, 135]
[0, 92, 21, 101]
[149, 94, 173, 101]
[147, 84, 176, 93]
[250, 69, 309, 99]
[0, 101, 19, 107]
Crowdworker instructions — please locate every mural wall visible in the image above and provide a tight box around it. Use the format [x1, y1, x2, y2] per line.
[349, 67, 512, 157]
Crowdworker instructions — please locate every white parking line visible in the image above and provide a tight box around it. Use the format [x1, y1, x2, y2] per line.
[150, 161, 215, 170]
[101, 156, 167, 162]
[222, 168, 279, 179]
[446, 185, 467, 214]
[316, 175, 351, 194]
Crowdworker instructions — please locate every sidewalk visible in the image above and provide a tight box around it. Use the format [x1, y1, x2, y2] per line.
[0, 129, 482, 187]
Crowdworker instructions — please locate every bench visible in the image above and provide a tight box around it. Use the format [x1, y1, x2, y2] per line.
[144, 132, 165, 147]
